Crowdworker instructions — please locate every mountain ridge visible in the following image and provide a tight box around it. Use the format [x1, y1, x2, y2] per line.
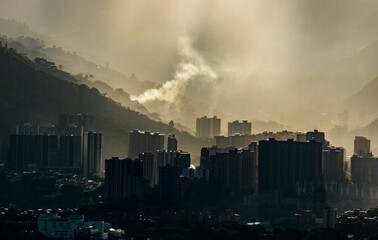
[0, 45, 207, 164]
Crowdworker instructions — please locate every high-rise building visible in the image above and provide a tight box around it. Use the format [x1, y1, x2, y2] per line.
[296, 133, 307, 142]
[139, 152, 155, 187]
[322, 147, 345, 183]
[351, 155, 378, 185]
[37, 124, 57, 135]
[59, 135, 82, 169]
[159, 164, 180, 200]
[33, 135, 59, 168]
[82, 131, 102, 177]
[167, 134, 178, 151]
[306, 129, 329, 149]
[258, 138, 323, 197]
[59, 113, 92, 134]
[354, 136, 372, 157]
[104, 157, 144, 201]
[16, 123, 36, 135]
[196, 116, 221, 138]
[324, 207, 337, 229]
[201, 148, 256, 191]
[9, 134, 34, 172]
[228, 120, 252, 136]
[10, 131, 58, 171]
[128, 130, 164, 159]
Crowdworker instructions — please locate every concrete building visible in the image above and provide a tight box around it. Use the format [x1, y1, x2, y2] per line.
[322, 147, 345, 183]
[258, 138, 323, 198]
[167, 134, 178, 152]
[215, 130, 301, 149]
[200, 148, 257, 192]
[228, 120, 252, 136]
[128, 130, 164, 159]
[59, 135, 82, 169]
[196, 116, 221, 139]
[354, 136, 372, 157]
[38, 124, 57, 135]
[351, 154, 378, 185]
[9, 134, 34, 172]
[139, 152, 155, 187]
[33, 135, 59, 168]
[37, 214, 107, 240]
[82, 131, 102, 177]
[159, 164, 180, 200]
[306, 129, 329, 149]
[104, 157, 144, 201]
[59, 113, 92, 134]
[324, 207, 337, 229]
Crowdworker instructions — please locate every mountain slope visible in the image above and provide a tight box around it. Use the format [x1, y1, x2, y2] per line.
[344, 76, 378, 128]
[346, 76, 378, 113]
[0, 45, 207, 163]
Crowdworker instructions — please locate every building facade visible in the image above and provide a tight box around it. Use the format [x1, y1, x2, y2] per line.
[128, 130, 164, 159]
[258, 138, 323, 198]
[228, 120, 252, 136]
[196, 116, 221, 139]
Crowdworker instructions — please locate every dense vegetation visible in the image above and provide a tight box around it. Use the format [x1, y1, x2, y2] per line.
[0, 45, 208, 163]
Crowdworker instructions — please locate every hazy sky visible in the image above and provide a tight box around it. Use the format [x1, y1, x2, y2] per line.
[1, 0, 378, 132]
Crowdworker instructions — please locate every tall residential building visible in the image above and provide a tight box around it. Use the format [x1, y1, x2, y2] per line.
[37, 124, 57, 135]
[322, 147, 345, 183]
[228, 120, 252, 136]
[351, 155, 378, 185]
[354, 136, 372, 157]
[159, 164, 180, 200]
[200, 148, 256, 191]
[139, 152, 155, 187]
[33, 135, 59, 168]
[59, 135, 82, 169]
[324, 207, 337, 229]
[16, 123, 36, 135]
[10, 132, 58, 171]
[9, 134, 34, 172]
[139, 150, 190, 187]
[196, 116, 221, 138]
[258, 138, 323, 197]
[128, 130, 164, 159]
[59, 113, 92, 134]
[82, 131, 102, 177]
[167, 134, 178, 151]
[104, 157, 144, 201]
[306, 129, 329, 149]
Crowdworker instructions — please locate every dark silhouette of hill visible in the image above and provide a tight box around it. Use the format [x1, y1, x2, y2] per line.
[0, 45, 208, 164]
[0, 34, 163, 120]
[0, 31, 156, 96]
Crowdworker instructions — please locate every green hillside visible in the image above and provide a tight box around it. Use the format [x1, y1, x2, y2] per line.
[0, 45, 208, 164]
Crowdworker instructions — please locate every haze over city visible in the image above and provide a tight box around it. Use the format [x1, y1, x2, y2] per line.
[1, 0, 378, 145]
[1, 1, 378, 239]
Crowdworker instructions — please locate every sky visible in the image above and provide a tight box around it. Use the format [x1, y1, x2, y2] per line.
[1, 0, 378, 134]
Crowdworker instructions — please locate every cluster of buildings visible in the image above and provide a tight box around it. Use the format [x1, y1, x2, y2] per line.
[200, 147, 256, 192]
[9, 114, 102, 177]
[105, 131, 200, 202]
[335, 207, 378, 240]
[37, 214, 124, 240]
[104, 124, 356, 204]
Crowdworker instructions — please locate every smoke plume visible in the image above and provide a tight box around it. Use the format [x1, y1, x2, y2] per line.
[130, 35, 217, 103]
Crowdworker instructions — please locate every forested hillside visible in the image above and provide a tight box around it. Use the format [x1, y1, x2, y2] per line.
[0, 45, 208, 164]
